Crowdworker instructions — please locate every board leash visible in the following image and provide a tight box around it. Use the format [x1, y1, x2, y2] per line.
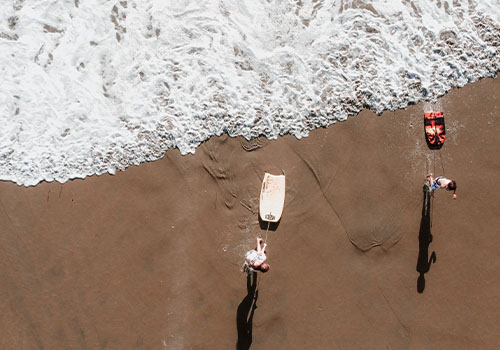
[258, 221, 271, 290]
[438, 148, 446, 176]
[429, 118, 448, 229]
[430, 123, 437, 229]
[264, 221, 270, 244]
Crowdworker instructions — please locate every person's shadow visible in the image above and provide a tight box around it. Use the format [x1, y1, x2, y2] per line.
[417, 187, 437, 293]
[236, 271, 259, 350]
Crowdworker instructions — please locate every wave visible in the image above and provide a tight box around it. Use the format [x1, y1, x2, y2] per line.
[1, 0, 499, 185]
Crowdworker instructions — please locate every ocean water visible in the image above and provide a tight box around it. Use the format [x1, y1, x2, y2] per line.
[1, 0, 499, 186]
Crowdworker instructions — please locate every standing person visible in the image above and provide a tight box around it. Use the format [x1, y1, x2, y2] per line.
[426, 173, 457, 199]
[243, 237, 270, 273]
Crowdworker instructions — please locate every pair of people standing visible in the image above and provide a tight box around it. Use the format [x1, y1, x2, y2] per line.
[241, 174, 457, 273]
[241, 174, 457, 270]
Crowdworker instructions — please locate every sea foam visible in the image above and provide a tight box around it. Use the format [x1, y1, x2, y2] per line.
[1, 0, 499, 185]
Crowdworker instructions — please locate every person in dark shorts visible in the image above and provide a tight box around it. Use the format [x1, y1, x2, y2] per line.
[426, 173, 457, 199]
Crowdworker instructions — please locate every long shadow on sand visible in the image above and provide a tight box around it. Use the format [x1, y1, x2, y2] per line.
[236, 271, 259, 350]
[417, 187, 437, 293]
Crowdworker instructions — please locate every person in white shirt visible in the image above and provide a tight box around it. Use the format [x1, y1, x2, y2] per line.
[426, 173, 457, 199]
[244, 237, 270, 273]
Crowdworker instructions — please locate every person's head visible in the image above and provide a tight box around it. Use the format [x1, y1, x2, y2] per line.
[259, 263, 270, 273]
[447, 180, 457, 199]
[446, 180, 456, 191]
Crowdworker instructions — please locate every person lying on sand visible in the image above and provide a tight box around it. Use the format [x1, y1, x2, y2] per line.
[243, 237, 270, 273]
[426, 173, 457, 199]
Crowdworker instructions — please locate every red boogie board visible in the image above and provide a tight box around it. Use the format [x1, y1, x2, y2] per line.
[424, 112, 446, 149]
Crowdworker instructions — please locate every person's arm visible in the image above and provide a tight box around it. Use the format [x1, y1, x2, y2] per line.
[256, 237, 263, 253]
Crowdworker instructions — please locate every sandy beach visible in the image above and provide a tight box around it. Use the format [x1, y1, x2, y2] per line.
[1, 77, 499, 349]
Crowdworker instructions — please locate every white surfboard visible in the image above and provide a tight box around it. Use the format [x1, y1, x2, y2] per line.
[259, 173, 286, 223]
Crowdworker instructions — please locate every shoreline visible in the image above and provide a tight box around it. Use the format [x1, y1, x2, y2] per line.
[2, 73, 498, 188]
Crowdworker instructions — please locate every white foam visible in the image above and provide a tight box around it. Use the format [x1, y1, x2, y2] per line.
[1, 0, 499, 185]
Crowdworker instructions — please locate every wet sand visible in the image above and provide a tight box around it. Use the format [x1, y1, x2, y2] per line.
[1, 78, 499, 349]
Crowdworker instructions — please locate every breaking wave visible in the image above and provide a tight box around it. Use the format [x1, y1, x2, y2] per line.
[1, 0, 499, 185]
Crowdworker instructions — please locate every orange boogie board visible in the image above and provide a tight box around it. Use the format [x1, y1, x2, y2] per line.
[424, 112, 446, 149]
